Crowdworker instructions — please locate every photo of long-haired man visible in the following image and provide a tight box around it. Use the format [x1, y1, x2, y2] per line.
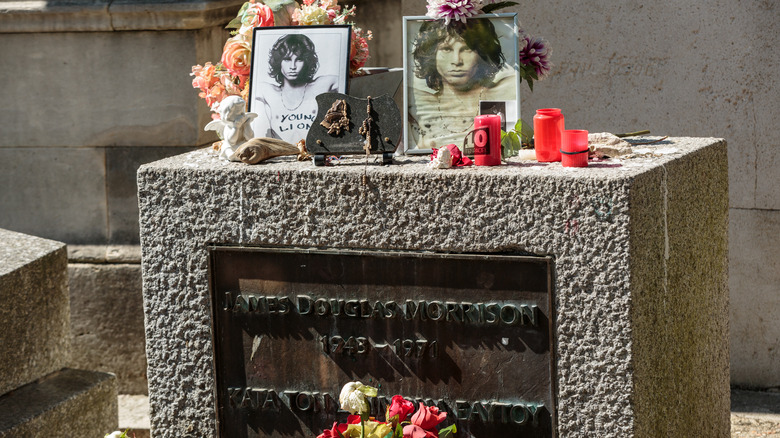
[250, 26, 351, 145]
[404, 15, 520, 153]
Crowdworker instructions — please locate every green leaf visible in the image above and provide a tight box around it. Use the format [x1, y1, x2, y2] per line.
[519, 120, 534, 145]
[358, 385, 378, 398]
[226, 2, 251, 29]
[225, 16, 243, 29]
[527, 79, 534, 92]
[513, 118, 523, 133]
[438, 424, 457, 438]
[509, 132, 521, 154]
[395, 424, 404, 438]
[264, 0, 297, 9]
[480, 1, 519, 13]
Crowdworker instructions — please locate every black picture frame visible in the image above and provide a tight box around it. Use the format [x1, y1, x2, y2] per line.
[248, 25, 351, 145]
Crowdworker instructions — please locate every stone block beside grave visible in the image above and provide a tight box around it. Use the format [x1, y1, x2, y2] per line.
[0, 229, 118, 436]
[0, 229, 70, 396]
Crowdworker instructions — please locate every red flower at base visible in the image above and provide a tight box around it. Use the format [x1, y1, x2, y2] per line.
[387, 395, 415, 425]
[317, 421, 347, 438]
[402, 424, 438, 438]
[410, 405, 447, 430]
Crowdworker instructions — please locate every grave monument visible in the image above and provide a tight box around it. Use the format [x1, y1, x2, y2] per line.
[138, 137, 729, 437]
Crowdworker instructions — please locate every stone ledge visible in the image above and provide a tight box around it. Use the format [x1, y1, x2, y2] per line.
[68, 245, 142, 264]
[0, 228, 64, 277]
[0, 368, 117, 437]
[0, 0, 243, 33]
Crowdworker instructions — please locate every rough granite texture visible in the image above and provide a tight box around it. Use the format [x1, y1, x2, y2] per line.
[0, 368, 118, 438]
[0, 229, 70, 396]
[138, 137, 729, 437]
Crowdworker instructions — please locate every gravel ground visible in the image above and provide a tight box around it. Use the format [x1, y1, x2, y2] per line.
[731, 414, 780, 437]
[731, 389, 780, 437]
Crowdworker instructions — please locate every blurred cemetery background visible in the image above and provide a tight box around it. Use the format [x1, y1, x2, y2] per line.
[0, 0, 777, 435]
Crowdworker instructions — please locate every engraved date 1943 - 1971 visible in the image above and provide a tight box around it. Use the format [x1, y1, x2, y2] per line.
[319, 335, 438, 358]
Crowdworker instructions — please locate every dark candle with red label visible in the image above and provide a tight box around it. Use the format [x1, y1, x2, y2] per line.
[473, 114, 502, 166]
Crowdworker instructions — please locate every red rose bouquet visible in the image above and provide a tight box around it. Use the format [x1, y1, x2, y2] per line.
[318, 382, 456, 438]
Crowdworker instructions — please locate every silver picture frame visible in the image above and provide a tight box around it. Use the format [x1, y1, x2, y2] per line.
[402, 14, 520, 155]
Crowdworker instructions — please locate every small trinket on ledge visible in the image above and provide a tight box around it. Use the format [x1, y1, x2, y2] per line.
[204, 96, 258, 161]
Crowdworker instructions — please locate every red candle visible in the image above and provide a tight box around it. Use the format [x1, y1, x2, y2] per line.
[473, 114, 502, 166]
[533, 108, 564, 162]
[561, 129, 589, 167]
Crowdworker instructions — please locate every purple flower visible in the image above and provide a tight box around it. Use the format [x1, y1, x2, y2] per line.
[519, 35, 552, 78]
[425, 0, 480, 25]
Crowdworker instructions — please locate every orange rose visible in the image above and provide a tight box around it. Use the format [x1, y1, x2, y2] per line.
[221, 36, 252, 77]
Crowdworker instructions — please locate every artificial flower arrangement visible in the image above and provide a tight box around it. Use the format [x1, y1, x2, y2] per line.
[321, 381, 457, 438]
[191, 0, 372, 119]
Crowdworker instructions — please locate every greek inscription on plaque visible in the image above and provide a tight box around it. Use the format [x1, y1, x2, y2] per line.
[209, 247, 555, 437]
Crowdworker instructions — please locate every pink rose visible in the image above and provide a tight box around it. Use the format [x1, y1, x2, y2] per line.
[410, 405, 447, 430]
[221, 36, 252, 77]
[239, 3, 274, 35]
[191, 62, 217, 92]
[386, 395, 415, 425]
[320, 0, 340, 11]
[349, 28, 371, 75]
[219, 74, 243, 97]
[402, 424, 437, 438]
[205, 82, 227, 107]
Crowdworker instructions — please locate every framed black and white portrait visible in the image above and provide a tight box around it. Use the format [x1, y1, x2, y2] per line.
[249, 25, 351, 145]
[403, 14, 520, 154]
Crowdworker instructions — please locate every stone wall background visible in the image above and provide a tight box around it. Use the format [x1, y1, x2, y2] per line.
[0, 0, 776, 394]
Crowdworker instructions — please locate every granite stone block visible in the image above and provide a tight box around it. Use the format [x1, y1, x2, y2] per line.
[0, 29, 226, 149]
[729, 208, 780, 387]
[69, 263, 148, 395]
[0, 229, 70, 396]
[107, 146, 200, 244]
[755, 142, 780, 210]
[0, 368, 117, 438]
[138, 137, 730, 437]
[0, 147, 108, 244]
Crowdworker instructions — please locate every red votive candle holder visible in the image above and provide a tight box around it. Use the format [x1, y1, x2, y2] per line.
[533, 108, 564, 162]
[561, 129, 589, 167]
[473, 114, 502, 166]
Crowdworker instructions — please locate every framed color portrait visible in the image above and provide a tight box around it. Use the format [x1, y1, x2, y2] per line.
[403, 14, 520, 154]
[249, 25, 351, 145]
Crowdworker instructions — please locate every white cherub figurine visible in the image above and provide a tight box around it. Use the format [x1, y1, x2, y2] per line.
[205, 96, 258, 161]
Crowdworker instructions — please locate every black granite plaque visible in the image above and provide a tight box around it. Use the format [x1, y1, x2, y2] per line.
[208, 247, 555, 438]
[305, 93, 401, 166]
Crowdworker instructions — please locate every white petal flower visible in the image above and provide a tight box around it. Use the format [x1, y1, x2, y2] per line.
[338, 381, 377, 415]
